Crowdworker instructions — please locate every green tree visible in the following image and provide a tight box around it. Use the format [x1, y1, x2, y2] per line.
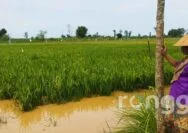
[168, 28, 185, 37]
[138, 33, 141, 38]
[128, 31, 132, 38]
[36, 30, 47, 41]
[24, 32, 29, 39]
[119, 30, 123, 34]
[117, 33, 123, 39]
[76, 26, 88, 38]
[124, 30, 128, 38]
[113, 30, 116, 38]
[0, 28, 7, 38]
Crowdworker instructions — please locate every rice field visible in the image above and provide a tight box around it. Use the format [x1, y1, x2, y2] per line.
[0, 38, 182, 111]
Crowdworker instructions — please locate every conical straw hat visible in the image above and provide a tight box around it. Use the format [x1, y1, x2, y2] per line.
[174, 34, 188, 46]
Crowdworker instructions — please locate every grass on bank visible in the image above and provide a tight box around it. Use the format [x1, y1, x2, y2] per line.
[114, 95, 157, 133]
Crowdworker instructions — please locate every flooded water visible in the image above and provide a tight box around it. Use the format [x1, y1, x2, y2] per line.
[0, 88, 169, 133]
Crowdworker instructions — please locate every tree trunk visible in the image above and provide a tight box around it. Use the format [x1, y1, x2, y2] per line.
[155, 0, 165, 133]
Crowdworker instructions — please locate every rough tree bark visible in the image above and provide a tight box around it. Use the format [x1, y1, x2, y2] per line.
[155, 0, 165, 133]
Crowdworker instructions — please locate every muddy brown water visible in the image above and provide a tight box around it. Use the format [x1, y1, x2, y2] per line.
[0, 88, 169, 133]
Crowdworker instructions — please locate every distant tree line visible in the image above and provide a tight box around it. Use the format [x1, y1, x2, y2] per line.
[0, 28, 9, 41]
[168, 28, 186, 37]
[1, 27, 187, 43]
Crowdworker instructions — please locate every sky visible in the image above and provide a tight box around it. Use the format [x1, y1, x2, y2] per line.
[0, 0, 188, 38]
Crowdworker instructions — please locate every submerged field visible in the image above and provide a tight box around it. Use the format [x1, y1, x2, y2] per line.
[0, 38, 182, 111]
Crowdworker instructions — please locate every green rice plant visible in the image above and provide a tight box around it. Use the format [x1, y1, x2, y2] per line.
[0, 38, 181, 110]
[114, 96, 157, 133]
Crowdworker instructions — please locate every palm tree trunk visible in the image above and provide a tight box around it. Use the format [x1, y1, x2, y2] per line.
[155, 0, 165, 133]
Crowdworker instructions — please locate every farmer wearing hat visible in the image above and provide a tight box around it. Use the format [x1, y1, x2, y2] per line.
[161, 35, 188, 118]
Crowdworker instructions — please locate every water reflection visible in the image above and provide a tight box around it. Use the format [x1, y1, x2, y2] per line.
[0, 93, 121, 133]
[0, 88, 169, 133]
